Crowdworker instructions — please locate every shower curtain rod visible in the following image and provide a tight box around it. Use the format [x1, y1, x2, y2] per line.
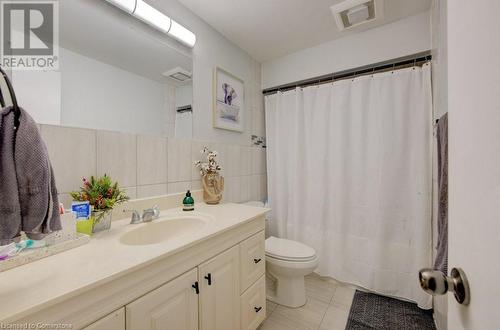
[262, 51, 432, 95]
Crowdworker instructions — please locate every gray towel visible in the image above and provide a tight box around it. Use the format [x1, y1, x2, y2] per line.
[0, 107, 61, 245]
[434, 113, 448, 273]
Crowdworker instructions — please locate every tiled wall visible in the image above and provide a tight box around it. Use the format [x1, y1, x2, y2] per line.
[40, 124, 267, 208]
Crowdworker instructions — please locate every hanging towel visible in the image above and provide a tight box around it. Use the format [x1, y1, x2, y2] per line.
[0, 107, 61, 245]
[434, 113, 448, 273]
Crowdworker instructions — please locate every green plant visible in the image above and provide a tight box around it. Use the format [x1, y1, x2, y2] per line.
[71, 175, 129, 212]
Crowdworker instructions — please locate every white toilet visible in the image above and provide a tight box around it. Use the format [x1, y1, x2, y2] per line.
[265, 236, 319, 307]
[244, 201, 319, 308]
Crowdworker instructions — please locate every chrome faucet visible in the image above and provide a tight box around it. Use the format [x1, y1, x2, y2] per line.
[141, 205, 160, 222]
[123, 209, 142, 224]
[123, 205, 160, 224]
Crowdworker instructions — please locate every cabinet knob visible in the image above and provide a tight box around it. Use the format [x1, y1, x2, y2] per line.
[204, 273, 212, 285]
[254, 258, 262, 264]
[254, 306, 262, 313]
[192, 281, 199, 294]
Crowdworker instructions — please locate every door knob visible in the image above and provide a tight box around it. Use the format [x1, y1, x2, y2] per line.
[419, 267, 470, 305]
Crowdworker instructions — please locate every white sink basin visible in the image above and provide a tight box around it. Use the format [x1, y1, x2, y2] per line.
[120, 214, 210, 246]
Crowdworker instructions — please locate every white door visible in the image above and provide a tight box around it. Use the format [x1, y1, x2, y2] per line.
[448, 1, 500, 329]
[126, 268, 199, 330]
[199, 245, 240, 330]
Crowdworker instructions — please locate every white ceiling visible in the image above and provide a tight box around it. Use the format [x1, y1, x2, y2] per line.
[177, 0, 431, 62]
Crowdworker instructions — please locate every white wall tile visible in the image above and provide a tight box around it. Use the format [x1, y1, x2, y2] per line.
[224, 176, 241, 203]
[240, 176, 251, 202]
[211, 142, 227, 178]
[226, 145, 241, 177]
[240, 147, 252, 176]
[191, 140, 211, 181]
[124, 186, 137, 200]
[260, 174, 268, 201]
[167, 138, 192, 182]
[252, 147, 267, 175]
[137, 135, 167, 185]
[137, 184, 168, 198]
[250, 175, 261, 202]
[168, 181, 191, 194]
[191, 180, 202, 191]
[97, 131, 137, 187]
[41, 125, 96, 194]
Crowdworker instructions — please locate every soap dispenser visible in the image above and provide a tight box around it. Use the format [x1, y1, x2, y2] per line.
[183, 190, 194, 211]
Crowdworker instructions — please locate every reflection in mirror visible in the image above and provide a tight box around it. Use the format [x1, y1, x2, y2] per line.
[9, 0, 193, 138]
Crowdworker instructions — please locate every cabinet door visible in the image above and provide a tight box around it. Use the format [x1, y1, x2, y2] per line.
[126, 268, 199, 330]
[240, 275, 266, 330]
[199, 245, 240, 330]
[83, 308, 125, 330]
[239, 231, 265, 292]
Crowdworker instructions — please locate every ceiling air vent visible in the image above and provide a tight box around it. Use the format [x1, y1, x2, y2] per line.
[162, 67, 192, 83]
[330, 0, 384, 31]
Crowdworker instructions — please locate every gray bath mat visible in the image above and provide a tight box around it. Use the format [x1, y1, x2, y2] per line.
[346, 290, 436, 330]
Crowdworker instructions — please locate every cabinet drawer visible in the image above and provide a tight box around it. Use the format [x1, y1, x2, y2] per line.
[240, 275, 266, 330]
[240, 230, 265, 292]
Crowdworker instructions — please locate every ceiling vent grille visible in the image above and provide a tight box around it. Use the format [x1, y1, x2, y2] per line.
[162, 67, 192, 83]
[330, 0, 384, 31]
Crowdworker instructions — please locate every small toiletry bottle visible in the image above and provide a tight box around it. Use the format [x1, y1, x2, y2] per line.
[183, 190, 194, 211]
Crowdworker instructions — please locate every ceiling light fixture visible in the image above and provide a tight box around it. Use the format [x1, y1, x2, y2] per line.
[105, 0, 196, 48]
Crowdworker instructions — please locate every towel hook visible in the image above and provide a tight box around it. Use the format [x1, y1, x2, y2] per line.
[0, 65, 20, 129]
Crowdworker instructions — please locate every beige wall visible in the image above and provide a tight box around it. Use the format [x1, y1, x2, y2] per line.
[40, 124, 267, 208]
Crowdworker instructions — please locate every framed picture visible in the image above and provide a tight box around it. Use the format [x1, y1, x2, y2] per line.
[213, 67, 244, 132]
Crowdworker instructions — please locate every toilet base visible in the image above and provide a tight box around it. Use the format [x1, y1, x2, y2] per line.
[266, 272, 307, 308]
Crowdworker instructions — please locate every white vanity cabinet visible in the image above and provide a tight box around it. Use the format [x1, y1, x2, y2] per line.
[240, 231, 266, 292]
[126, 268, 199, 330]
[125, 234, 264, 330]
[83, 308, 125, 330]
[8, 211, 266, 330]
[199, 245, 240, 330]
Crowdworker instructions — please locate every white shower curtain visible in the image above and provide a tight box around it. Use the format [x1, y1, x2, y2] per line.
[265, 64, 432, 308]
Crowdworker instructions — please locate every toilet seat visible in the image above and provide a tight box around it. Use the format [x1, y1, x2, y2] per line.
[265, 236, 316, 262]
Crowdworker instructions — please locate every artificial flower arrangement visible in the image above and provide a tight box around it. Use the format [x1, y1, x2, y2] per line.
[194, 147, 224, 204]
[194, 147, 221, 175]
[71, 175, 129, 232]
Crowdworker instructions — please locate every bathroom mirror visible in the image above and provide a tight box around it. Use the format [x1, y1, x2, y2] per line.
[9, 0, 193, 138]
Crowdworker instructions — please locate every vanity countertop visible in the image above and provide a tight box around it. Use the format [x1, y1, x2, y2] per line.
[0, 202, 268, 322]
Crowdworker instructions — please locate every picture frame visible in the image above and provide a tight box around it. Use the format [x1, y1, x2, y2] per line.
[213, 67, 244, 132]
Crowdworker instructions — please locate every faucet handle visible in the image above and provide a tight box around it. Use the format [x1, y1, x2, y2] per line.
[152, 205, 160, 219]
[123, 209, 142, 224]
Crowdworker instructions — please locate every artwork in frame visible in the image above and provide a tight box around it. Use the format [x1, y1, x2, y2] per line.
[213, 67, 244, 132]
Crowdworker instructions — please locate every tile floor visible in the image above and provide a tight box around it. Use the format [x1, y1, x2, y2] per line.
[259, 273, 356, 330]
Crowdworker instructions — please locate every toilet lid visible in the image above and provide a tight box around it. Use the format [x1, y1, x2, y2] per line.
[265, 236, 316, 261]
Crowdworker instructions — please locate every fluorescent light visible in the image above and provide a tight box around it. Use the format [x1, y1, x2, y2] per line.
[133, 0, 171, 34]
[103, 0, 197, 48]
[105, 0, 136, 14]
[168, 20, 196, 48]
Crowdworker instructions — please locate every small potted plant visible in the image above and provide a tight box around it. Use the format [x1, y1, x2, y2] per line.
[194, 147, 224, 204]
[71, 175, 129, 233]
